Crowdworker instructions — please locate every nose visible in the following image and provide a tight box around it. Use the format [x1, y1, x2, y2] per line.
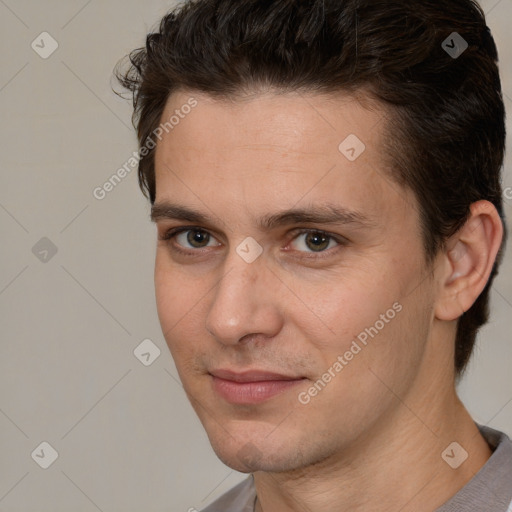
[205, 251, 284, 346]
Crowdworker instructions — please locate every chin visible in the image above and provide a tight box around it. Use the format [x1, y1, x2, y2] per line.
[214, 444, 298, 473]
[204, 423, 310, 473]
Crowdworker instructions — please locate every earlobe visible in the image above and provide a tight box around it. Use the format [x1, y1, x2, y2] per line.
[435, 200, 503, 322]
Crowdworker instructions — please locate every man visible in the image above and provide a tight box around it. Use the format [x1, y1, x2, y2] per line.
[117, 0, 511, 510]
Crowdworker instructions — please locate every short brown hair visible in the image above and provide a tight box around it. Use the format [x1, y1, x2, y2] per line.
[116, 0, 507, 376]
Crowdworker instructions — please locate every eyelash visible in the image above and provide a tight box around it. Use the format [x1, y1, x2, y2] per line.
[159, 226, 347, 258]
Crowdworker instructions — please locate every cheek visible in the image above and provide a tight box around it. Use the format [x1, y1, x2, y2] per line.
[294, 255, 427, 372]
[291, 283, 433, 434]
[154, 255, 200, 344]
[154, 268, 205, 384]
[290, 268, 394, 340]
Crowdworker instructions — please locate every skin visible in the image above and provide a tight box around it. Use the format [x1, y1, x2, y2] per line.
[151, 89, 503, 511]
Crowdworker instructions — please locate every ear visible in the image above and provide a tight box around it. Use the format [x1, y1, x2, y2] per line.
[435, 200, 503, 321]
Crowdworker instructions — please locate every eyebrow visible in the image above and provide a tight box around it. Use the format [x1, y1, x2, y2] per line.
[150, 202, 374, 230]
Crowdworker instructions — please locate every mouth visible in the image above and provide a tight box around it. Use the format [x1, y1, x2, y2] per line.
[209, 368, 307, 405]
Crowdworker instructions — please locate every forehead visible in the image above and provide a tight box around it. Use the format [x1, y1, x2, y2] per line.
[158, 88, 384, 156]
[153, 89, 417, 228]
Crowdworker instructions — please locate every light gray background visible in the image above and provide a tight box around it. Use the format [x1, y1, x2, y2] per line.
[0, 1, 511, 511]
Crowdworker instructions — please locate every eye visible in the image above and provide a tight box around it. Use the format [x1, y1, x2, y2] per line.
[290, 230, 339, 253]
[162, 228, 221, 250]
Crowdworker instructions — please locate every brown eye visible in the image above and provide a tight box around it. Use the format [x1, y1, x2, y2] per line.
[186, 229, 210, 248]
[290, 231, 338, 253]
[173, 229, 219, 249]
[304, 232, 330, 251]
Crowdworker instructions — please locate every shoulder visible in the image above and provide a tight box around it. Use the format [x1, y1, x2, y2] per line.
[200, 476, 256, 512]
[436, 425, 512, 511]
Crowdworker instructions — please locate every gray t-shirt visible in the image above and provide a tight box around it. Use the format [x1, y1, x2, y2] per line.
[201, 425, 512, 512]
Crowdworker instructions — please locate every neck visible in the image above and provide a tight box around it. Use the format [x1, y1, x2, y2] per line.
[253, 373, 491, 512]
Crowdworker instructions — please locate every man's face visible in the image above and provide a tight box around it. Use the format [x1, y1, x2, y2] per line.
[152, 90, 442, 473]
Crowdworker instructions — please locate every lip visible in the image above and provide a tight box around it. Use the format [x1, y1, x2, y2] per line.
[210, 368, 306, 404]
